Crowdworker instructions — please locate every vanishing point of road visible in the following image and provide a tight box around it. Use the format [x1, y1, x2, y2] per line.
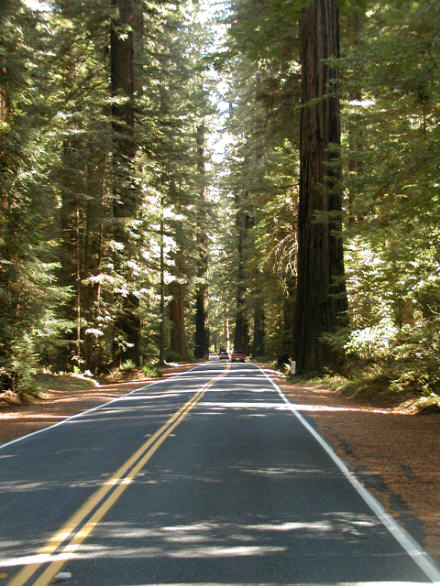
[1, 361, 439, 585]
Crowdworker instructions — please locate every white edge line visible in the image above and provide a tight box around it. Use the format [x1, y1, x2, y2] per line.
[257, 365, 440, 584]
[0, 363, 204, 452]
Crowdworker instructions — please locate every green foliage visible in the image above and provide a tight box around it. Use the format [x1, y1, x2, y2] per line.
[329, 0, 440, 392]
[165, 350, 193, 363]
[29, 372, 97, 397]
[2, 0, 440, 399]
[228, 0, 304, 61]
[0, 1, 71, 390]
[142, 362, 161, 378]
[0, 0, 215, 385]
[212, 0, 302, 358]
[120, 359, 137, 372]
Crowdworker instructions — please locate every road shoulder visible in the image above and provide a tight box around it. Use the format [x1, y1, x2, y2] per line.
[275, 374, 440, 562]
[0, 364, 193, 447]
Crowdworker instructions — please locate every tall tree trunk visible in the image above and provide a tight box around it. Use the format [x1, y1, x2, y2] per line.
[83, 149, 107, 373]
[54, 13, 83, 370]
[293, 0, 348, 374]
[158, 200, 166, 366]
[194, 124, 209, 359]
[250, 72, 266, 358]
[281, 277, 296, 359]
[169, 280, 186, 356]
[194, 283, 208, 358]
[111, 0, 135, 164]
[223, 304, 231, 353]
[347, 9, 364, 226]
[58, 129, 82, 369]
[111, 0, 141, 366]
[251, 302, 265, 357]
[233, 189, 249, 353]
[0, 44, 12, 385]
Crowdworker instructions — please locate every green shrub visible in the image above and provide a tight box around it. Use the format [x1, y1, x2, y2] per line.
[121, 359, 137, 371]
[165, 351, 192, 363]
[142, 363, 161, 378]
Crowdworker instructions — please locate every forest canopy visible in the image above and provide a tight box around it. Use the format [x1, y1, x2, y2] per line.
[1, 0, 439, 398]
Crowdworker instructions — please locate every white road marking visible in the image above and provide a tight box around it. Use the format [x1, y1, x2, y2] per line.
[257, 365, 440, 584]
[0, 364, 206, 451]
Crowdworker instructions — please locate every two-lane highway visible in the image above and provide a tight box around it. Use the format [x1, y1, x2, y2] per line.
[0, 362, 438, 584]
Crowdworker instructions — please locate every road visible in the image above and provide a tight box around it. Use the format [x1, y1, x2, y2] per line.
[0, 361, 438, 585]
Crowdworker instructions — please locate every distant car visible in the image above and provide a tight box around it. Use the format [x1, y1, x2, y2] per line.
[231, 350, 246, 362]
[219, 350, 229, 360]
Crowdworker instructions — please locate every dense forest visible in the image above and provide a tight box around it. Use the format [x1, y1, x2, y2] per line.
[1, 0, 439, 398]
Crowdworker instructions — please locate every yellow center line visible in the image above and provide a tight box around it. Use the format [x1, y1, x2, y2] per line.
[9, 365, 230, 586]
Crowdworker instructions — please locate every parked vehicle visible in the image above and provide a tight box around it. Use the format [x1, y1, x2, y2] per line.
[219, 350, 229, 360]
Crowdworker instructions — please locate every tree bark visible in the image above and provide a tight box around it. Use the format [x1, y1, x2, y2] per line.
[250, 72, 266, 359]
[281, 277, 296, 358]
[111, 0, 135, 167]
[158, 202, 166, 366]
[83, 149, 107, 373]
[194, 284, 208, 358]
[58, 119, 83, 369]
[347, 9, 364, 226]
[111, 0, 141, 366]
[169, 280, 186, 356]
[233, 189, 249, 353]
[251, 302, 265, 357]
[194, 124, 209, 359]
[293, 0, 348, 374]
[223, 304, 231, 353]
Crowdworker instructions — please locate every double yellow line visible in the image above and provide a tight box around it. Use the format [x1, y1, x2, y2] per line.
[9, 367, 229, 586]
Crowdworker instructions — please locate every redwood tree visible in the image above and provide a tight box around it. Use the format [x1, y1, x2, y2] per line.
[111, 0, 141, 366]
[194, 125, 209, 359]
[233, 188, 250, 353]
[293, 0, 348, 374]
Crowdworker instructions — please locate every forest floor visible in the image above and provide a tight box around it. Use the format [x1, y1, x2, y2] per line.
[0, 363, 439, 563]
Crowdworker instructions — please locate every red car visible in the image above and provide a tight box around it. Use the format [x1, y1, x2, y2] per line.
[231, 350, 246, 362]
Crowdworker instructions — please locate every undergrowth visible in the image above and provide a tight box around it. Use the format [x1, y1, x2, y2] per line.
[30, 373, 98, 398]
[290, 365, 440, 412]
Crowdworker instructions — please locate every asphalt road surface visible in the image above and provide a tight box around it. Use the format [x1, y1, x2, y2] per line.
[1, 361, 439, 585]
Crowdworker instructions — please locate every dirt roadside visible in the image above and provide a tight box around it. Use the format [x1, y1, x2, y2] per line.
[1, 364, 439, 563]
[0, 364, 193, 446]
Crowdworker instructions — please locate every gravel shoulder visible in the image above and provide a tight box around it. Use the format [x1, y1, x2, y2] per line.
[1, 363, 439, 563]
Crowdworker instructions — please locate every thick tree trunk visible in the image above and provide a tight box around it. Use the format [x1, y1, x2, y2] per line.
[281, 277, 296, 358]
[251, 302, 265, 357]
[194, 125, 209, 359]
[111, 0, 141, 366]
[250, 73, 266, 359]
[347, 10, 364, 226]
[293, 0, 348, 374]
[223, 305, 231, 353]
[234, 287, 248, 353]
[194, 285, 208, 358]
[58, 129, 83, 369]
[0, 84, 6, 212]
[233, 190, 249, 353]
[158, 206, 166, 366]
[169, 280, 186, 356]
[111, 0, 135, 166]
[82, 147, 107, 373]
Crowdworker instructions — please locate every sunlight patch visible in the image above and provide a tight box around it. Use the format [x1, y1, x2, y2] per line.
[168, 545, 286, 558]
